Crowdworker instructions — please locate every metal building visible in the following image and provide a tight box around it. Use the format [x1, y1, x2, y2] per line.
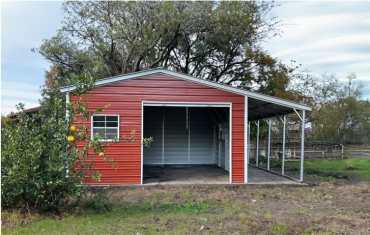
[61, 68, 311, 185]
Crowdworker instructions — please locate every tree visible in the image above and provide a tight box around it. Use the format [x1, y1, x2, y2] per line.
[296, 73, 370, 144]
[39, 1, 293, 96]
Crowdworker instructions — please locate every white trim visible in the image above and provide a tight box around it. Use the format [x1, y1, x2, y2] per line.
[60, 69, 311, 111]
[229, 102, 232, 184]
[91, 114, 120, 142]
[65, 92, 70, 177]
[141, 101, 232, 184]
[65, 92, 70, 122]
[143, 101, 232, 108]
[244, 96, 248, 183]
[141, 102, 144, 184]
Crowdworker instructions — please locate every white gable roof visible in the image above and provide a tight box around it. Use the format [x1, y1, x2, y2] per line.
[60, 68, 311, 111]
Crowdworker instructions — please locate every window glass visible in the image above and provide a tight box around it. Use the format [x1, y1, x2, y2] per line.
[92, 115, 119, 141]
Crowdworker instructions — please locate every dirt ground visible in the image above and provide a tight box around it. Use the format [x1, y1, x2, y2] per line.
[107, 182, 370, 234]
[3, 181, 370, 234]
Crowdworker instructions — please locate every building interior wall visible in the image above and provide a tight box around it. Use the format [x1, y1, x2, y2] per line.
[143, 106, 229, 171]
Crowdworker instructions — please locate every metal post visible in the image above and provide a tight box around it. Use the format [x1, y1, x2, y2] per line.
[65, 92, 70, 122]
[248, 121, 251, 167]
[162, 108, 165, 165]
[244, 96, 248, 183]
[267, 119, 271, 171]
[282, 115, 286, 175]
[65, 92, 70, 177]
[186, 107, 190, 163]
[255, 120, 260, 167]
[300, 110, 306, 182]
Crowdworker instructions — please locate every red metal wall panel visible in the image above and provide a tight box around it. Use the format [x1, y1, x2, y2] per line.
[71, 73, 245, 184]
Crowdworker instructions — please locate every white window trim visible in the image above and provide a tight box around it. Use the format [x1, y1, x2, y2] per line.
[91, 114, 120, 142]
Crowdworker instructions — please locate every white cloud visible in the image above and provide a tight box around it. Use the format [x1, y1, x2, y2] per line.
[263, 1, 370, 99]
[274, 34, 370, 58]
[1, 81, 41, 115]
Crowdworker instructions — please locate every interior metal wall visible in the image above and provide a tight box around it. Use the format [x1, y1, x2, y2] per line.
[143, 107, 228, 167]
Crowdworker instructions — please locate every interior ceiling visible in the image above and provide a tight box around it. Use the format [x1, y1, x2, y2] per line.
[248, 98, 294, 121]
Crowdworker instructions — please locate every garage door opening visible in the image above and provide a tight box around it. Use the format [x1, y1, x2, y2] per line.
[142, 104, 230, 184]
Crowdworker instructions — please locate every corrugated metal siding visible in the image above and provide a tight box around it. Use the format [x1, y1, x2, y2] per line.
[189, 108, 215, 164]
[144, 107, 216, 165]
[71, 73, 245, 184]
[143, 107, 163, 164]
[163, 108, 188, 164]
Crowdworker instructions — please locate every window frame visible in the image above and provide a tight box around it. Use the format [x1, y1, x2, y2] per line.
[91, 114, 120, 142]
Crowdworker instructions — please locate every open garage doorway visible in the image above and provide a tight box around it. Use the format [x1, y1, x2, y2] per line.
[142, 103, 231, 184]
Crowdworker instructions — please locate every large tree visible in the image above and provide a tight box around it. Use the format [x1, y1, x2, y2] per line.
[40, 1, 292, 95]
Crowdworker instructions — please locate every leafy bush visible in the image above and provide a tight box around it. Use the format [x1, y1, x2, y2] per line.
[1, 101, 80, 211]
[1, 74, 106, 212]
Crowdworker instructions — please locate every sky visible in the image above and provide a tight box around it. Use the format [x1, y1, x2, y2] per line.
[1, 1, 370, 114]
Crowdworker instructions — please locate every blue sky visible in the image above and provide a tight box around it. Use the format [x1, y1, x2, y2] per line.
[1, 1, 370, 114]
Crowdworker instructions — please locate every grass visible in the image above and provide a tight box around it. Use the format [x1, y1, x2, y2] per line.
[2, 157, 370, 234]
[283, 157, 370, 182]
[3, 202, 212, 235]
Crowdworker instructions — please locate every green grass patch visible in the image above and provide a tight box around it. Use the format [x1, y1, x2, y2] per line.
[271, 224, 289, 234]
[2, 201, 212, 235]
[284, 157, 370, 181]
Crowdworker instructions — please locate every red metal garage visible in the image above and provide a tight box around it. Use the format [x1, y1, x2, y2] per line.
[61, 68, 310, 185]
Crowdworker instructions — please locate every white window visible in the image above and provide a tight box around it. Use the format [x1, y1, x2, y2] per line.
[91, 115, 119, 141]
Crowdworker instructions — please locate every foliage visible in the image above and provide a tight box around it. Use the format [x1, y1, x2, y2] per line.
[142, 136, 154, 148]
[1, 70, 107, 211]
[289, 73, 370, 144]
[39, 1, 295, 96]
[1, 103, 79, 211]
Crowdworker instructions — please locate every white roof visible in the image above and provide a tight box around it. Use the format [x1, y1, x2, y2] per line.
[60, 68, 311, 111]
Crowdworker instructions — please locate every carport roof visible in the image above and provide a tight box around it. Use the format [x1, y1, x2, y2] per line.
[60, 68, 311, 118]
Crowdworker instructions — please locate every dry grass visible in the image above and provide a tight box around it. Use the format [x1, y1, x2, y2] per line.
[2, 182, 370, 235]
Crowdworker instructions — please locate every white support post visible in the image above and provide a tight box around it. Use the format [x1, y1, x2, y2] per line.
[162, 108, 165, 165]
[65, 92, 70, 177]
[248, 121, 251, 167]
[186, 107, 191, 163]
[300, 110, 306, 182]
[244, 96, 248, 183]
[65, 92, 70, 122]
[267, 119, 272, 171]
[255, 120, 260, 167]
[282, 115, 286, 175]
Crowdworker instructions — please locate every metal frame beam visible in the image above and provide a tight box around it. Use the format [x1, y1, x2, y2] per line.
[300, 110, 306, 182]
[282, 115, 286, 175]
[267, 119, 272, 171]
[255, 120, 260, 167]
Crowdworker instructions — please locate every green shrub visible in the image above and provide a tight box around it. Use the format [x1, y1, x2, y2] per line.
[1, 74, 105, 212]
[1, 102, 80, 212]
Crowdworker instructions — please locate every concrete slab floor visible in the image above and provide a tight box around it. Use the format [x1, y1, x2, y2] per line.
[143, 165, 299, 185]
[144, 165, 229, 185]
[248, 167, 300, 185]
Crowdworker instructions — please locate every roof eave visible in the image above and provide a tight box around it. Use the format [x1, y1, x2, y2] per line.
[60, 68, 311, 111]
